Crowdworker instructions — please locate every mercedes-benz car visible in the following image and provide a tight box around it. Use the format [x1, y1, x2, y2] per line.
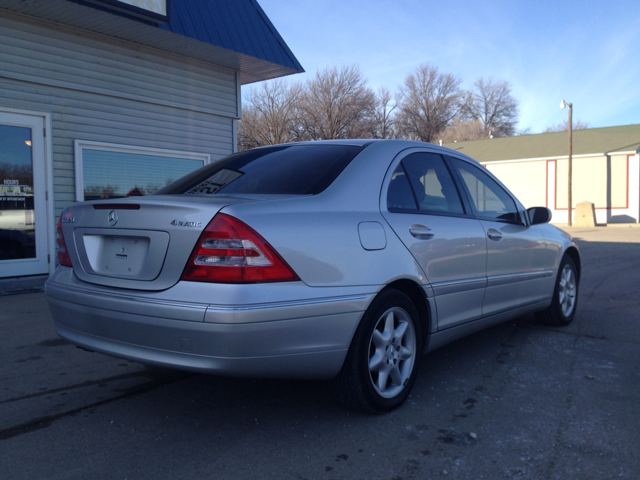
[45, 139, 580, 413]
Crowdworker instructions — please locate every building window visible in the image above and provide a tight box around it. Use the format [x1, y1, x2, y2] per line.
[74, 141, 210, 201]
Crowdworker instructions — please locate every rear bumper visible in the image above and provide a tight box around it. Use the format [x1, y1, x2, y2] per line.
[45, 270, 372, 379]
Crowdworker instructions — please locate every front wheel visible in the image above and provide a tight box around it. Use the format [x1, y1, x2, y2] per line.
[536, 255, 579, 326]
[332, 289, 422, 414]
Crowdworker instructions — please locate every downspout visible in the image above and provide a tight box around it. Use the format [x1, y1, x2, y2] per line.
[234, 71, 242, 153]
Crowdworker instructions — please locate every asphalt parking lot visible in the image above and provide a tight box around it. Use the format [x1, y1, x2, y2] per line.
[1, 226, 639, 480]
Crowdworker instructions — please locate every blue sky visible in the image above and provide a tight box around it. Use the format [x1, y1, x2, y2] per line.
[253, 0, 640, 134]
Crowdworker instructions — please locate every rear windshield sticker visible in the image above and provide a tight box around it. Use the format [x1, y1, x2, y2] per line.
[184, 169, 243, 195]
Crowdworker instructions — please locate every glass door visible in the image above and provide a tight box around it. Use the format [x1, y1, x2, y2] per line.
[0, 112, 48, 278]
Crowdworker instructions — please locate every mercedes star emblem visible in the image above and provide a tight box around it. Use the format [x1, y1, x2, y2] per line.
[108, 210, 118, 226]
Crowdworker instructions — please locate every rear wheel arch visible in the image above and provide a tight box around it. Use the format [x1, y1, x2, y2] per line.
[333, 286, 424, 413]
[384, 279, 432, 350]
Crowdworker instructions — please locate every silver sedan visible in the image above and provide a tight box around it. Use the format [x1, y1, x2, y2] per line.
[46, 139, 580, 413]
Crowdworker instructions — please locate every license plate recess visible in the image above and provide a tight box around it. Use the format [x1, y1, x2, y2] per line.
[73, 228, 169, 280]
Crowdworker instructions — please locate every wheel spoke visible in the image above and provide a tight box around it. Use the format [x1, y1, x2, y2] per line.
[398, 345, 413, 361]
[389, 365, 402, 386]
[369, 351, 384, 371]
[376, 368, 389, 392]
[371, 329, 387, 348]
[394, 321, 408, 340]
[383, 311, 395, 337]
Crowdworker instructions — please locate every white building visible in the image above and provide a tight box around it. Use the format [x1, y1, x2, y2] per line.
[445, 124, 640, 225]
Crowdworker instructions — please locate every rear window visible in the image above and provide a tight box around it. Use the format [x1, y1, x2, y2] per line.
[154, 144, 365, 196]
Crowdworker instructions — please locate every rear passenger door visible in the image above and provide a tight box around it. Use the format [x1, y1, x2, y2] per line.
[382, 150, 487, 330]
[447, 156, 553, 316]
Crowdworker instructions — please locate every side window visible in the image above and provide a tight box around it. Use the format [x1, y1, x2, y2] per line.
[387, 164, 418, 211]
[450, 158, 519, 223]
[397, 153, 464, 215]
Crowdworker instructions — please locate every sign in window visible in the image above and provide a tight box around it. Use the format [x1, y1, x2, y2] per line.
[0, 124, 35, 260]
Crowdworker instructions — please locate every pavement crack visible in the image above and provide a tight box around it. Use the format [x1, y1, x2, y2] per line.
[550, 328, 637, 344]
[0, 372, 193, 441]
[581, 271, 614, 305]
[0, 370, 186, 406]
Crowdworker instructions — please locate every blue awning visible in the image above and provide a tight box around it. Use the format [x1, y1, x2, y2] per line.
[160, 0, 303, 78]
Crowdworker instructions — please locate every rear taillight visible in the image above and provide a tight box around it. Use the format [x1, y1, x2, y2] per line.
[181, 213, 299, 284]
[56, 214, 72, 267]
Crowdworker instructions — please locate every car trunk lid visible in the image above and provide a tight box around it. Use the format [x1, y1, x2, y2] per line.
[60, 195, 256, 291]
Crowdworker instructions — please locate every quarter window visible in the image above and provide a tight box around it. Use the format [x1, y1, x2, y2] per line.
[387, 164, 418, 211]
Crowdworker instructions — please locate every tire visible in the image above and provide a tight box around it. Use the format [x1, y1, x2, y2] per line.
[332, 289, 422, 414]
[536, 255, 579, 326]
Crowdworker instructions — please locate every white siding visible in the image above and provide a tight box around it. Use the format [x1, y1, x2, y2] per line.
[486, 160, 547, 209]
[0, 14, 239, 217]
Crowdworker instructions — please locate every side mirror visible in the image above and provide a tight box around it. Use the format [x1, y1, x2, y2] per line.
[527, 207, 552, 225]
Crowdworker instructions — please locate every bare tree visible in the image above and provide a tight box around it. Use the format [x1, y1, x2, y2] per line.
[543, 119, 590, 133]
[459, 77, 519, 137]
[238, 79, 302, 150]
[396, 64, 461, 143]
[297, 65, 376, 140]
[0, 163, 32, 185]
[370, 87, 398, 139]
[238, 64, 528, 147]
[439, 119, 486, 144]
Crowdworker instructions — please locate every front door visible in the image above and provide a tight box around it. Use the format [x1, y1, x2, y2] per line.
[448, 157, 552, 316]
[0, 111, 49, 278]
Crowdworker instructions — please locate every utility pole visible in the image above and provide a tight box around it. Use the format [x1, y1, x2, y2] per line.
[561, 100, 573, 226]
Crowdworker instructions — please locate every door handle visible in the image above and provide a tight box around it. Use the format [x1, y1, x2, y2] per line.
[409, 224, 434, 239]
[487, 228, 503, 240]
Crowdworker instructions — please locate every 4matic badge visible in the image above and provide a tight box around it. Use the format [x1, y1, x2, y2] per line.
[171, 219, 202, 228]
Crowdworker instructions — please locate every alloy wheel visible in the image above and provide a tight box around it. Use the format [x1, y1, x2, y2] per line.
[368, 307, 417, 399]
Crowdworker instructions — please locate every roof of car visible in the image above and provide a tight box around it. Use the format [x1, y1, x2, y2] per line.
[273, 139, 481, 164]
